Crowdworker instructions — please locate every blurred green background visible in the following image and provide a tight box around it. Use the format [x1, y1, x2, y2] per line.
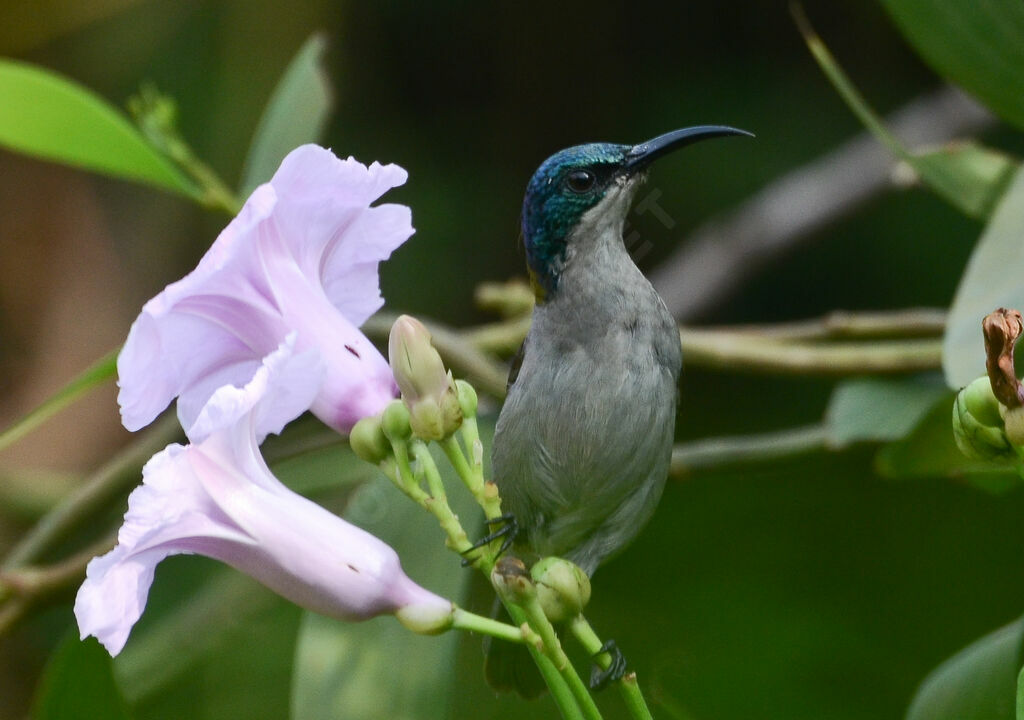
[2, 1, 1023, 719]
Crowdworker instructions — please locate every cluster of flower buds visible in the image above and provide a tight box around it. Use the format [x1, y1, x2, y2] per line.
[351, 315, 473, 464]
[952, 377, 1017, 461]
[490, 555, 591, 623]
[952, 308, 1024, 463]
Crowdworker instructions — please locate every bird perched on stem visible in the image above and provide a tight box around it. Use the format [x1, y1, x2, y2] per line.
[486, 125, 751, 696]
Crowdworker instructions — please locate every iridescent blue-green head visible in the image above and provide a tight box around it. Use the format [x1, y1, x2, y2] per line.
[521, 125, 751, 300]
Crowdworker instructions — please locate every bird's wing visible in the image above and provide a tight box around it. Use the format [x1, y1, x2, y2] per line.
[506, 337, 527, 392]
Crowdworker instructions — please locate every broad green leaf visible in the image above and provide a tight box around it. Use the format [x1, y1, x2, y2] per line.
[291, 430, 492, 720]
[876, 395, 1021, 493]
[34, 633, 132, 720]
[825, 375, 949, 447]
[0, 59, 197, 196]
[796, 9, 1018, 220]
[239, 33, 333, 196]
[943, 168, 1024, 388]
[879, 0, 1024, 133]
[114, 569, 297, 714]
[906, 617, 1023, 720]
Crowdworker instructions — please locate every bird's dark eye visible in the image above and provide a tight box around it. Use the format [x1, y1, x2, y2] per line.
[565, 170, 596, 193]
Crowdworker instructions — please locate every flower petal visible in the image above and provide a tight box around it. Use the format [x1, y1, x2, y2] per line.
[80, 347, 449, 656]
[117, 145, 411, 437]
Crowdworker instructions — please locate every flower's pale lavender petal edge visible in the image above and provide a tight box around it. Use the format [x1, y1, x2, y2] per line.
[74, 444, 256, 655]
[320, 204, 414, 326]
[117, 184, 285, 432]
[271, 145, 409, 208]
[185, 333, 324, 443]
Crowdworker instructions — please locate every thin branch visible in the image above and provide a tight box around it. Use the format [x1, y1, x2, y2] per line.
[648, 85, 996, 321]
[719, 307, 946, 341]
[670, 425, 829, 479]
[679, 330, 941, 375]
[381, 309, 944, 386]
[0, 534, 115, 637]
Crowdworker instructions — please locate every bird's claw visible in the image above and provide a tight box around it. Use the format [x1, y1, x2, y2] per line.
[460, 513, 519, 567]
[589, 639, 627, 691]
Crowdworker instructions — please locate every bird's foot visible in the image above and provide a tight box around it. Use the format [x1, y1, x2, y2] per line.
[589, 639, 627, 691]
[460, 513, 519, 567]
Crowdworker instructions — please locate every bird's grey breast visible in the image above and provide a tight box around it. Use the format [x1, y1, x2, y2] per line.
[492, 246, 681, 573]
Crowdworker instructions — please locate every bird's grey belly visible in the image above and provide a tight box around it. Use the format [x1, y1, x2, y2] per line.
[492, 339, 676, 574]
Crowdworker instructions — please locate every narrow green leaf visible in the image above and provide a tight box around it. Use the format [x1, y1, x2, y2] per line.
[1017, 665, 1024, 720]
[825, 375, 949, 447]
[290, 433, 490, 720]
[906, 617, 1023, 720]
[943, 168, 1024, 388]
[794, 7, 1018, 220]
[876, 395, 1021, 493]
[0, 347, 118, 453]
[879, 0, 1024, 133]
[34, 633, 132, 720]
[0, 59, 197, 196]
[239, 33, 333, 196]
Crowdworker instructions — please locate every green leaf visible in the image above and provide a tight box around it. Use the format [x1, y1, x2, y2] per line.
[876, 394, 1021, 493]
[0, 347, 117, 454]
[825, 375, 950, 447]
[794, 7, 1018, 220]
[906, 617, 1023, 720]
[1018, 665, 1024, 720]
[879, 0, 1024, 133]
[943, 167, 1024, 388]
[239, 33, 333, 196]
[290, 435, 490, 720]
[911, 141, 1017, 220]
[34, 633, 132, 720]
[0, 59, 197, 196]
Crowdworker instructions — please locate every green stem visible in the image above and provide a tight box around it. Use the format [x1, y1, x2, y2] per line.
[450, 607, 526, 644]
[0, 348, 118, 454]
[569, 615, 653, 720]
[791, 3, 909, 162]
[504, 601, 588, 720]
[516, 595, 603, 720]
[411, 441, 447, 504]
[459, 416, 486, 479]
[443, 429, 503, 522]
[440, 435, 475, 495]
[408, 443, 472, 554]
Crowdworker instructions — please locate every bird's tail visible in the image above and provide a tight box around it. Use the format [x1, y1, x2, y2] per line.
[483, 598, 547, 699]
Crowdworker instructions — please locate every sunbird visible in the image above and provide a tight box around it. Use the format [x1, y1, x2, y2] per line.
[487, 125, 751, 695]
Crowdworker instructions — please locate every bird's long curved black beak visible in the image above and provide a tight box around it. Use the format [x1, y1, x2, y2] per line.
[623, 125, 753, 172]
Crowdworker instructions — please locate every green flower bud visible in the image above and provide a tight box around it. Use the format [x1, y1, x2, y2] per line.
[490, 556, 536, 606]
[395, 600, 456, 636]
[952, 377, 1015, 461]
[381, 399, 412, 442]
[455, 379, 478, 418]
[388, 315, 462, 440]
[530, 557, 591, 623]
[349, 415, 392, 464]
